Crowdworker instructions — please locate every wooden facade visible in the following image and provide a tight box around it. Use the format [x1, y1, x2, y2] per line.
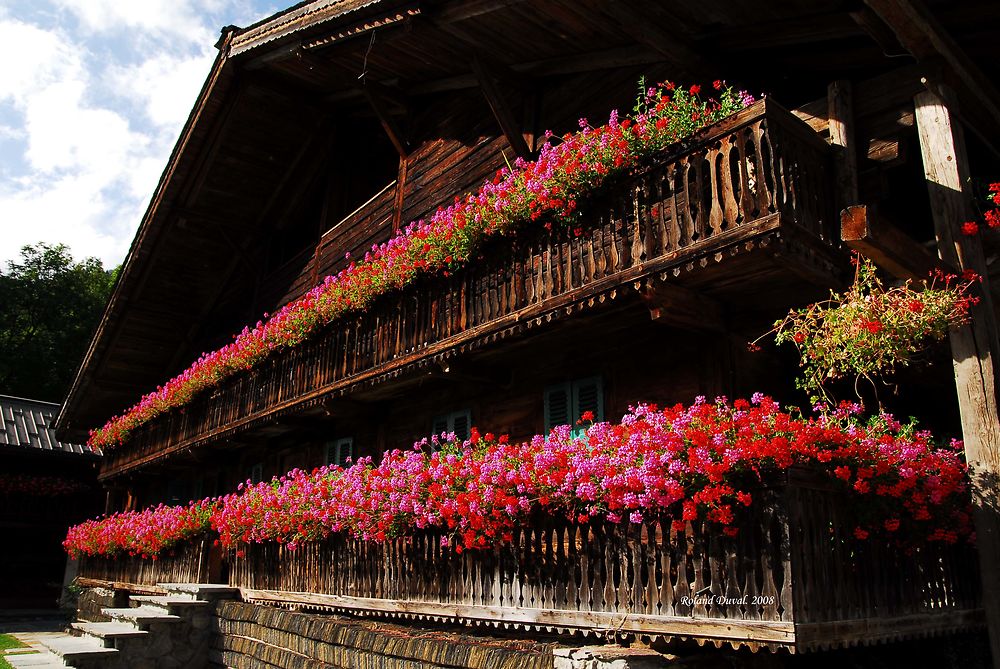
[59, 0, 1000, 658]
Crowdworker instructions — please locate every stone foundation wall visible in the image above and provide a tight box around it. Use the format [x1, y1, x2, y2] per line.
[210, 601, 555, 669]
[76, 586, 124, 622]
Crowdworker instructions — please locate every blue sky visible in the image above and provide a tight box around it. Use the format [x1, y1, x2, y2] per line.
[0, 0, 279, 268]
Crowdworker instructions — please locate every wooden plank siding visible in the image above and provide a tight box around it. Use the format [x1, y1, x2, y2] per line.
[99, 99, 838, 480]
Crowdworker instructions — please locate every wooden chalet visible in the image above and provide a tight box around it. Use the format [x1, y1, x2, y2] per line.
[54, 0, 1000, 661]
[0, 395, 100, 608]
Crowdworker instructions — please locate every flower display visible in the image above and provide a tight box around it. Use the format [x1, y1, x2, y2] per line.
[0, 474, 91, 497]
[767, 253, 978, 405]
[63, 500, 215, 560]
[65, 395, 971, 560]
[88, 80, 755, 450]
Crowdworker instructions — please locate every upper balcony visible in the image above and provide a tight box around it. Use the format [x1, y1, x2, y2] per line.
[99, 98, 842, 480]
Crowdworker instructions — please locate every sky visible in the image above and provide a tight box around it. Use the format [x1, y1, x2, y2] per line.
[0, 0, 279, 269]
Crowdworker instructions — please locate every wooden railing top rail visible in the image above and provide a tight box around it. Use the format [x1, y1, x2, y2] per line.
[101, 99, 839, 479]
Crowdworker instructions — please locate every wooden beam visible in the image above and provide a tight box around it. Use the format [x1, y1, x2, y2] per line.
[864, 0, 1000, 137]
[914, 87, 1000, 669]
[429, 360, 512, 388]
[472, 56, 531, 160]
[604, 0, 709, 74]
[641, 283, 725, 333]
[363, 80, 408, 158]
[840, 205, 947, 281]
[828, 80, 859, 210]
[432, 0, 527, 24]
[404, 45, 664, 96]
[392, 156, 408, 231]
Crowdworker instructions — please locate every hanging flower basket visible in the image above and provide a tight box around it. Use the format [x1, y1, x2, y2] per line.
[766, 253, 978, 405]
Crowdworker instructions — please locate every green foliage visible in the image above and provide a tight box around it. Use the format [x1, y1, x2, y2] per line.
[766, 255, 977, 407]
[0, 243, 117, 402]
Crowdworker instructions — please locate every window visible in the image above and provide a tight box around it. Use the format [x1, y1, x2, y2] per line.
[249, 462, 264, 484]
[544, 376, 604, 438]
[431, 409, 472, 442]
[325, 437, 354, 468]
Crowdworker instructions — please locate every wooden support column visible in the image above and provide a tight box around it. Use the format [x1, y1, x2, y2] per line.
[828, 80, 859, 210]
[915, 86, 1000, 669]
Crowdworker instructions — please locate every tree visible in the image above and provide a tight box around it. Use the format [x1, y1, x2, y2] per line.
[0, 243, 117, 403]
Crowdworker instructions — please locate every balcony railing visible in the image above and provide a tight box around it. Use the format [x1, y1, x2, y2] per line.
[102, 98, 838, 478]
[77, 536, 220, 590]
[231, 469, 981, 653]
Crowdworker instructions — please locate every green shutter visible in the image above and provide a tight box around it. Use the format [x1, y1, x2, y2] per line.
[573, 376, 604, 423]
[544, 382, 572, 433]
[326, 438, 354, 467]
[452, 411, 471, 441]
[431, 415, 450, 437]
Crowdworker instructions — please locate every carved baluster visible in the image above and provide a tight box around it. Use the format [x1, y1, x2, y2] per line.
[709, 148, 724, 236]
[674, 525, 692, 616]
[658, 520, 674, 616]
[579, 525, 591, 611]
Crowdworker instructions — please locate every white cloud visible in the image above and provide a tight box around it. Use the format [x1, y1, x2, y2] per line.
[0, 1, 275, 268]
[107, 51, 215, 128]
[0, 19, 84, 106]
[53, 0, 218, 45]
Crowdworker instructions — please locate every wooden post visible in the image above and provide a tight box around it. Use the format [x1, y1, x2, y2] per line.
[828, 80, 859, 210]
[914, 86, 1000, 668]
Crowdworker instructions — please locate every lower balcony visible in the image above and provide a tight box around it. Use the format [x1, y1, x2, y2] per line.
[77, 470, 982, 653]
[101, 98, 842, 479]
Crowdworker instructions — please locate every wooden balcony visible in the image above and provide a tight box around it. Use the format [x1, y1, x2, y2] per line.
[78, 470, 982, 652]
[101, 98, 842, 479]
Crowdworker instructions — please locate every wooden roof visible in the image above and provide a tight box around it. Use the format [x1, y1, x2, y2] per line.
[0, 395, 94, 456]
[55, 0, 1000, 441]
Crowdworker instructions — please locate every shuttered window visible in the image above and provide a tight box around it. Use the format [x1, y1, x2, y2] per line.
[431, 409, 472, 442]
[249, 462, 264, 484]
[325, 437, 354, 468]
[545, 376, 604, 438]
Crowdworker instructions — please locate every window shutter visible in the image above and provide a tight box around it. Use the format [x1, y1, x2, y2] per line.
[573, 376, 604, 423]
[451, 411, 471, 441]
[335, 438, 353, 467]
[431, 415, 450, 437]
[544, 383, 572, 432]
[326, 438, 354, 467]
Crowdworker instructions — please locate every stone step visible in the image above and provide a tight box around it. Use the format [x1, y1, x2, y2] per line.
[101, 606, 181, 627]
[156, 583, 239, 601]
[71, 621, 149, 646]
[34, 632, 119, 667]
[5, 650, 68, 668]
[129, 595, 211, 614]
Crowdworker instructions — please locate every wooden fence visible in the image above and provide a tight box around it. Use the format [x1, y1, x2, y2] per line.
[232, 470, 982, 652]
[102, 97, 837, 479]
[78, 536, 219, 589]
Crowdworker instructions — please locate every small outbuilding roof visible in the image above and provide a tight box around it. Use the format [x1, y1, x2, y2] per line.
[0, 395, 95, 456]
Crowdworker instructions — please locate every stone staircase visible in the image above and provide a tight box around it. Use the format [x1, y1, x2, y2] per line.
[6, 584, 237, 669]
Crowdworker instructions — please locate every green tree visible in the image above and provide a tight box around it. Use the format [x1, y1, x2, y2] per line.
[0, 243, 117, 402]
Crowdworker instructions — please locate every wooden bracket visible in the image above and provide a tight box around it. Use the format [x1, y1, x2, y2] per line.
[363, 79, 409, 158]
[840, 204, 948, 281]
[641, 283, 726, 332]
[472, 55, 531, 160]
